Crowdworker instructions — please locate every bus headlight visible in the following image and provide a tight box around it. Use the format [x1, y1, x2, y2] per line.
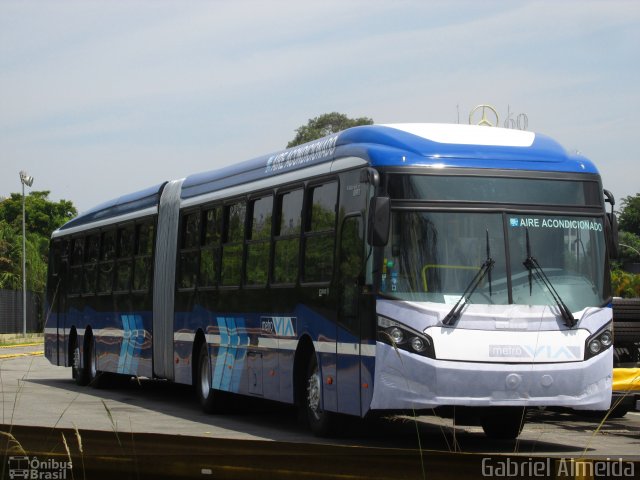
[377, 315, 435, 359]
[410, 337, 426, 353]
[389, 327, 404, 344]
[599, 331, 613, 347]
[584, 323, 613, 360]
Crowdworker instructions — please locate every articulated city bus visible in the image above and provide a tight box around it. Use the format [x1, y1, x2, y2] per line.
[44, 123, 617, 439]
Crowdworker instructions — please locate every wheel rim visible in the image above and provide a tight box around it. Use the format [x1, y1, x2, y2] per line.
[90, 343, 97, 378]
[200, 352, 211, 400]
[73, 346, 81, 374]
[307, 364, 321, 420]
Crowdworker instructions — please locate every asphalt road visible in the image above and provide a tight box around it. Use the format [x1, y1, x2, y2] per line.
[1, 348, 638, 467]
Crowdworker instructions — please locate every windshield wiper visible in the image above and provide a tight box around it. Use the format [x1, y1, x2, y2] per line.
[523, 228, 576, 328]
[443, 230, 494, 326]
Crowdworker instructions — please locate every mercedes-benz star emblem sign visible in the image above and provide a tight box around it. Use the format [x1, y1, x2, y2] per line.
[469, 104, 499, 127]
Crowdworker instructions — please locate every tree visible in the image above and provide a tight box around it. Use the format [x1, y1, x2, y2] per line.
[0, 191, 77, 293]
[0, 191, 76, 239]
[618, 231, 640, 262]
[0, 221, 20, 289]
[287, 112, 374, 148]
[618, 193, 640, 236]
[611, 193, 640, 297]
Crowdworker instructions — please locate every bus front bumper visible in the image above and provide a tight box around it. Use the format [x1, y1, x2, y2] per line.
[369, 342, 612, 411]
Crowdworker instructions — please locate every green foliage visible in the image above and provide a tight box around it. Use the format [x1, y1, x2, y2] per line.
[611, 268, 640, 298]
[618, 230, 640, 263]
[0, 191, 76, 238]
[0, 191, 77, 292]
[618, 193, 640, 236]
[0, 221, 21, 289]
[287, 112, 374, 148]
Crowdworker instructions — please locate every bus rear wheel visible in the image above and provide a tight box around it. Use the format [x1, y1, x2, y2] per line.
[304, 354, 338, 436]
[72, 338, 89, 386]
[87, 337, 108, 388]
[197, 344, 225, 413]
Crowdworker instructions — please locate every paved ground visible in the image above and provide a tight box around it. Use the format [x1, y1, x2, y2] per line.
[0, 342, 43, 360]
[1, 348, 638, 461]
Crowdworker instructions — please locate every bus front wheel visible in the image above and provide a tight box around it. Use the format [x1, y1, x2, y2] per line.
[481, 407, 526, 440]
[305, 354, 338, 436]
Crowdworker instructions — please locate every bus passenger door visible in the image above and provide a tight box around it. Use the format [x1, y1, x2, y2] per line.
[336, 214, 364, 416]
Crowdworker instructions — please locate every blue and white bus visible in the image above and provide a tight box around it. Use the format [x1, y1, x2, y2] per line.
[44, 123, 617, 439]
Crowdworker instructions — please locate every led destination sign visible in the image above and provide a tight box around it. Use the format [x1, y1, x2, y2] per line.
[509, 217, 603, 231]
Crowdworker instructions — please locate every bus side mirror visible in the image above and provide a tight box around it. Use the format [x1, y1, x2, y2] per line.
[604, 189, 619, 259]
[368, 196, 390, 247]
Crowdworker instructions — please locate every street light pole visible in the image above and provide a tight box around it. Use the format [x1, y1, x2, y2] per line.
[19, 171, 34, 336]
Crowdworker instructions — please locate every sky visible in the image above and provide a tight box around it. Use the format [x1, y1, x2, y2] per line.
[1, 0, 639, 214]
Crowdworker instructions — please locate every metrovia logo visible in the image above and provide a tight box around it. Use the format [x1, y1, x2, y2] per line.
[261, 316, 297, 337]
[489, 344, 581, 360]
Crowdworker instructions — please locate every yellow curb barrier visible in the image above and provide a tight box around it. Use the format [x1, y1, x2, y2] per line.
[0, 351, 43, 359]
[0, 342, 44, 349]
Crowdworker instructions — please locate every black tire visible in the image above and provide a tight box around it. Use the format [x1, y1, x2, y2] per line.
[481, 407, 526, 440]
[196, 344, 224, 413]
[304, 354, 338, 436]
[608, 404, 631, 419]
[578, 403, 631, 420]
[72, 337, 89, 386]
[87, 337, 106, 389]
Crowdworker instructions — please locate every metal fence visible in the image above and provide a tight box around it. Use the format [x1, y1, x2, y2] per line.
[0, 289, 42, 333]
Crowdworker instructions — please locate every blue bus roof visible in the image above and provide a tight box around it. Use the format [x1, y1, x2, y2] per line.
[59, 124, 598, 233]
[181, 123, 598, 199]
[58, 182, 165, 232]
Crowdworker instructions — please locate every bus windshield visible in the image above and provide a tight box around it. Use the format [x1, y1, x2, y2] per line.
[380, 211, 607, 312]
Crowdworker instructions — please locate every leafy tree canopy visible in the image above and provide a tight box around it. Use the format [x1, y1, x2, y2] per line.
[618, 193, 640, 236]
[287, 112, 374, 148]
[619, 230, 640, 263]
[0, 191, 77, 292]
[0, 191, 76, 239]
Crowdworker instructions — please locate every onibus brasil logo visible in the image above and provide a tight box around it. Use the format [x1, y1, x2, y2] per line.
[8, 456, 72, 480]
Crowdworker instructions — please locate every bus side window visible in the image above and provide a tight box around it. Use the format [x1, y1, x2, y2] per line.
[82, 234, 100, 295]
[69, 237, 84, 295]
[303, 182, 337, 283]
[273, 189, 303, 284]
[133, 222, 155, 291]
[200, 206, 221, 288]
[98, 230, 116, 293]
[115, 226, 134, 292]
[178, 212, 200, 290]
[221, 201, 246, 286]
[246, 195, 272, 286]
